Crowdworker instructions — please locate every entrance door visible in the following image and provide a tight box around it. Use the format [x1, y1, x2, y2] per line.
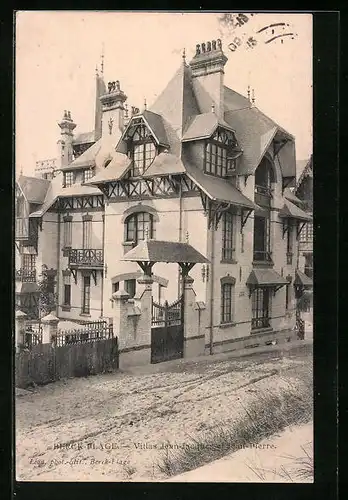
[151, 296, 184, 363]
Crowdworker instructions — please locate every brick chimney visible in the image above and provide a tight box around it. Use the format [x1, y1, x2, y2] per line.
[100, 80, 127, 138]
[189, 39, 228, 119]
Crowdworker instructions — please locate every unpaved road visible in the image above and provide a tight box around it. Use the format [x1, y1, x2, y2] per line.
[16, 343, 312, 482]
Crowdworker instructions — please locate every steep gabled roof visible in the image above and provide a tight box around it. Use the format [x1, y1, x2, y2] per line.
[182, 112, 235, 142]
[142, 152, 186, 177]
[184, 161, 256, 210]
[73, 131, 95, 146]
[149, 62, 201, 154]
[62, 140, 102, 171]
[84, 153, 132, 185]
[17, 175, 51, 204]
[142, 110, 170, 147]
[296, 155, 313, 190]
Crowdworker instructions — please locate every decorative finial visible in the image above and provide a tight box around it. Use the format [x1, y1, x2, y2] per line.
[101, 43, 105, 75]
[20, 166, 23, 176]
[144, 98, 147, 111]
[182, 48, 186, 62]
[251, 88, 255, 105]
[247, 85, 251, 101]
[95, 64, 99, 77]
[211, 103, 215, 113]
[185, 231, 189, 243]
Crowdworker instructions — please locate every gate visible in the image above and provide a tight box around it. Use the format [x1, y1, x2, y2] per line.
[151, 295, 184, 363]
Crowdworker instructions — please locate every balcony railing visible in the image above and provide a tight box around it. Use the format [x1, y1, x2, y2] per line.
[253, 250, 273, 263]
[69, 248, 104, 268]
[254, 185, 272, 208]
[251, 317, 271, 330]
[15, 269, 36, 282]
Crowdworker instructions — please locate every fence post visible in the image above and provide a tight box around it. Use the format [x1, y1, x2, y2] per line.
[111, 289, 130, 349]
[15, 310, 27, 351]
[41, 312, 59, 344]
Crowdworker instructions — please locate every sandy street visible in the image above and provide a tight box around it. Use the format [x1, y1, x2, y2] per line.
[16, 343, 312, 482]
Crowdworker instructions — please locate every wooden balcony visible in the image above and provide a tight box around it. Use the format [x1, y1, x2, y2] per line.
[15, 269, 36, 282]
[253, 250, 273, 264]
[68, 248, 104, 268]
[254, 185, 272, 208]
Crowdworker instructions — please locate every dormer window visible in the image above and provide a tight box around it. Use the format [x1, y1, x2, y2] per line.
[204, 127, 237, 178]
[64, 171, 75, 188]
[124, 118, 157, 177]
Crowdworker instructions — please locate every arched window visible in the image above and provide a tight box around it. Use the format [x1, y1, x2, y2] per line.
[125, 119, 157, 177]
[124, 212, 155, 245]
[205, 127, 237, 177]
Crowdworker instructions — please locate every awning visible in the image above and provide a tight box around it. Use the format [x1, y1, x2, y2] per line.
[122, 239, 209, 277]
[278, 199, 312, 222]
[294, 269, 313, 288]
[123, 239, 209, 264]
[246, 269, 288, 292]
[184, 162, 257, 210]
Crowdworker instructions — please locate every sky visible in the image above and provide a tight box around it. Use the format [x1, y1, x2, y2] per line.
[15, 11, 312, 176]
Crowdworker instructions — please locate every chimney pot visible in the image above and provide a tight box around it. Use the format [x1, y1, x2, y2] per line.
[202, 42, 206, 53]
[212, 40, 217, 50]
[207, 41, 212, 52]
[196, 44, 201, 55]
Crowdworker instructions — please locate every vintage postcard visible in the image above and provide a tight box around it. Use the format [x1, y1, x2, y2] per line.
[15, 11, 313, 482]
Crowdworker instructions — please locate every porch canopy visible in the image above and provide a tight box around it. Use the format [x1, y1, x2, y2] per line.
[122, 239, 209, 277]
[294, 269, 313, 288]
[246, 269, 288, 296]
[278, 199, 312, 222]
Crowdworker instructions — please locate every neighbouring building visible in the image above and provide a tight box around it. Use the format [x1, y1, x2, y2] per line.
[15, 39, 312, 359]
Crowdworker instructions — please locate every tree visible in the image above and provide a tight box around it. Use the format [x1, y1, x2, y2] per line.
[37, 267, 58, 319]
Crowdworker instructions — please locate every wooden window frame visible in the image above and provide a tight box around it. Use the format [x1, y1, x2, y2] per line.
[64, 171, 75, 188]
[81, 275, 91, 314]
[124, 212, 154, 245]
[222, 212, 235, 262]
[251, 287, 271, 330]
[204, 127, 237, 178]
[221, 282, 234, 324]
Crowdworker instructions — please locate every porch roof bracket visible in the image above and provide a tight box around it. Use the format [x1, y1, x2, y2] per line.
[179, 262, 196, 277]
[71, 268, 77, 285]
[91, 269, 97, 286]
[296, 221, 306, 239]
[241, 208, 252, 233]
[136, 261, 155, 276]
[282, 219, 289, 239]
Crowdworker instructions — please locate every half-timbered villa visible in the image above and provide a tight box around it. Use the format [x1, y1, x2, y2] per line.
[15, 39, 312, 361]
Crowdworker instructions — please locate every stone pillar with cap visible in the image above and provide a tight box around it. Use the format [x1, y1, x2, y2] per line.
[15, 310, 27, 350]
[41, 312, 59, 344]
[111, 289, 130, 350]
[183, 275, 206, 358]
[112, 277, 153, 369]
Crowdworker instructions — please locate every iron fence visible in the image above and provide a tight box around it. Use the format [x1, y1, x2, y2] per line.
[54, 323, 114, 347]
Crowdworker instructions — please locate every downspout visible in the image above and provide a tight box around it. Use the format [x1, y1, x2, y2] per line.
[178, 180, 183, 298]
[209, 222, 215, 355]
[56, 213, 61, 317]
[100, 213, 105, 318]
